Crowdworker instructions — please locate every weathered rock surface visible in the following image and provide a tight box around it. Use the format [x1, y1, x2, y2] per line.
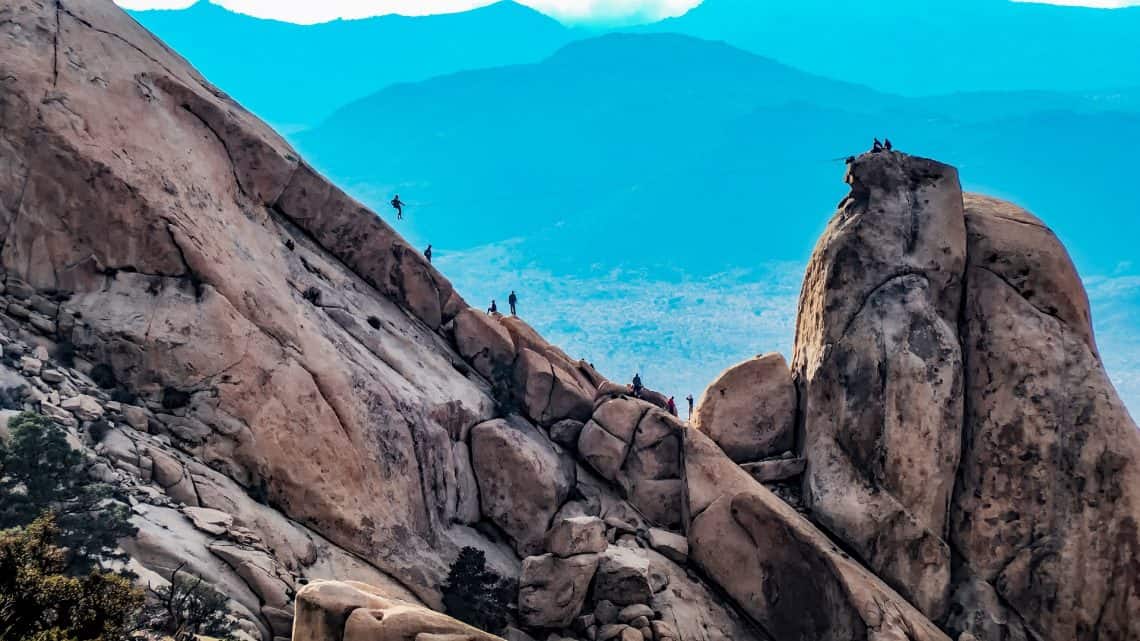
[593, 547, 653, 607]
[471, 418, 575, 556]
[684, 427, 950, 641]
[792, 151, 967, 619]
[453, 308, 516, 381]
[692, 353, 794, 462]
[294, 581, 502, 641]
[518, 553, 598, 628]
[5, 4, 1137, 641]
[0, 0, 510, 607]
[545, 516, 607, 558]
[951, 195, 1140, 641]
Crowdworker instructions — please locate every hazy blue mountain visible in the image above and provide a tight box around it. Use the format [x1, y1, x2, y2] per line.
[646, 0, 1140, 96]
[127, 0, 574, 129]
[294, 33, 1139, 281]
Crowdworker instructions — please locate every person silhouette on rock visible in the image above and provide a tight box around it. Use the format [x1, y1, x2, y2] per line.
[424, 244, 432, 263]
[508, 290, 518, 316]
[488, 300, 497, 314]
[391, 194, 405, 220]
[686, 394, 694, 419]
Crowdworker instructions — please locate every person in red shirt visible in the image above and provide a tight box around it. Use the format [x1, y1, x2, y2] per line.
[666, 396, 677, 417]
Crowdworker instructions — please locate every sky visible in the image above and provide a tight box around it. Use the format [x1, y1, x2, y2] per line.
[115, 0, 1140, 24]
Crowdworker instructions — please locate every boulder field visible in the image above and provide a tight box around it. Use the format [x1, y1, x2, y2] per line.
[0, 3, 1136, 641]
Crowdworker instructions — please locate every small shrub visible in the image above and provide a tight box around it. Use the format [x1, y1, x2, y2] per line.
[90, 364, 118, 389]
[86, 419, 111, 443]
[110, 388, 138, 404]
[161, 387, 191, 410]
[441, 547, 516, 634]
[52, 341, 77, 367]
[140, 563, 237, 641]
[0, 513, 145, 641]
[302, 286, 322, 305]
[0, 384, 26, 410]
[367, 316, 381, 329]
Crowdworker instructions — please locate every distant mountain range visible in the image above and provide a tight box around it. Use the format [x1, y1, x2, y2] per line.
[645, 0, 1140, 96]
[128, 0, 574, 129]
[130, 0, 1140, 131]
[292, 32, 1139, 281]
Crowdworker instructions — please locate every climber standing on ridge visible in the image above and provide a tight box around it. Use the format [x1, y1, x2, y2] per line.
[667, 396, 677, 417]
[631, 373, 643, 398]
[508, 290, 518, 316]
[390, 194, 405, 220]
[686, 394, 694, 419]
[488, 299, 498, 314]
[424, 244, 432, 263]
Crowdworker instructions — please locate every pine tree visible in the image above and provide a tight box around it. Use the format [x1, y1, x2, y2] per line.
[0, 412, 136, 574]
[441, 546, 516, 633]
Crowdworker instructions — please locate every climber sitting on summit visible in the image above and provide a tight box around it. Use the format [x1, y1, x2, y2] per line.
[871, 138, 884, 153]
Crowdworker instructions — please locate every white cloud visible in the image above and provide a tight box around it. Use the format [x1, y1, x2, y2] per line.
[113, 0, 703, 24]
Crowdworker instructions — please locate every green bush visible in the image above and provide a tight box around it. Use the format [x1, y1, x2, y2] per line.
[441, 546, 516, 634]
[0, 412, 136, 574]
[0, 513, 144, 641]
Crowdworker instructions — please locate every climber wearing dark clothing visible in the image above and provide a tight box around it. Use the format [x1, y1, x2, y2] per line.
[884, 138, 893, 151]
[508, 291, 518, 316]
[631, 373, 643, 397]
[391, 194, 405, 220]
[871, 138, 884, 153]
[667, 396, 677, 417]
[488, 300, 498, 314]
[424, 244, 432, 263]
[686, 394, 694, 419]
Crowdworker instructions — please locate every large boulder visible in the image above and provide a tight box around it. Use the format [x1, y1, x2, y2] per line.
[692, 353, 794, 462]
[452, 309, 516, 381]
[545, 516, 607, 557]
[518, 553, 599, 628]
[294, 580, 504, 641]
[593, 547, 653, 606]
[683, 428, 949, 641]
[792, 151, 966, 619]
[514, 348, 593, 426]
[950, 195, 1140, 641]
[470, 418, 576, 556]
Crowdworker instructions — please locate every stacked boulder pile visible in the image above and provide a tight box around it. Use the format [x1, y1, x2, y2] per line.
[1, 4, 1137, 641]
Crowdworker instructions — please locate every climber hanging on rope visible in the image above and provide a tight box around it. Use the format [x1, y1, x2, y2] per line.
[391, 194, 406, 220]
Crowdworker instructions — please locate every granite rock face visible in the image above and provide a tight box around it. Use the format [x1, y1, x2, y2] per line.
[3, 5, 1137, 641]
[792, 151, 967, 619]
[950, 195, 1140, 641]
